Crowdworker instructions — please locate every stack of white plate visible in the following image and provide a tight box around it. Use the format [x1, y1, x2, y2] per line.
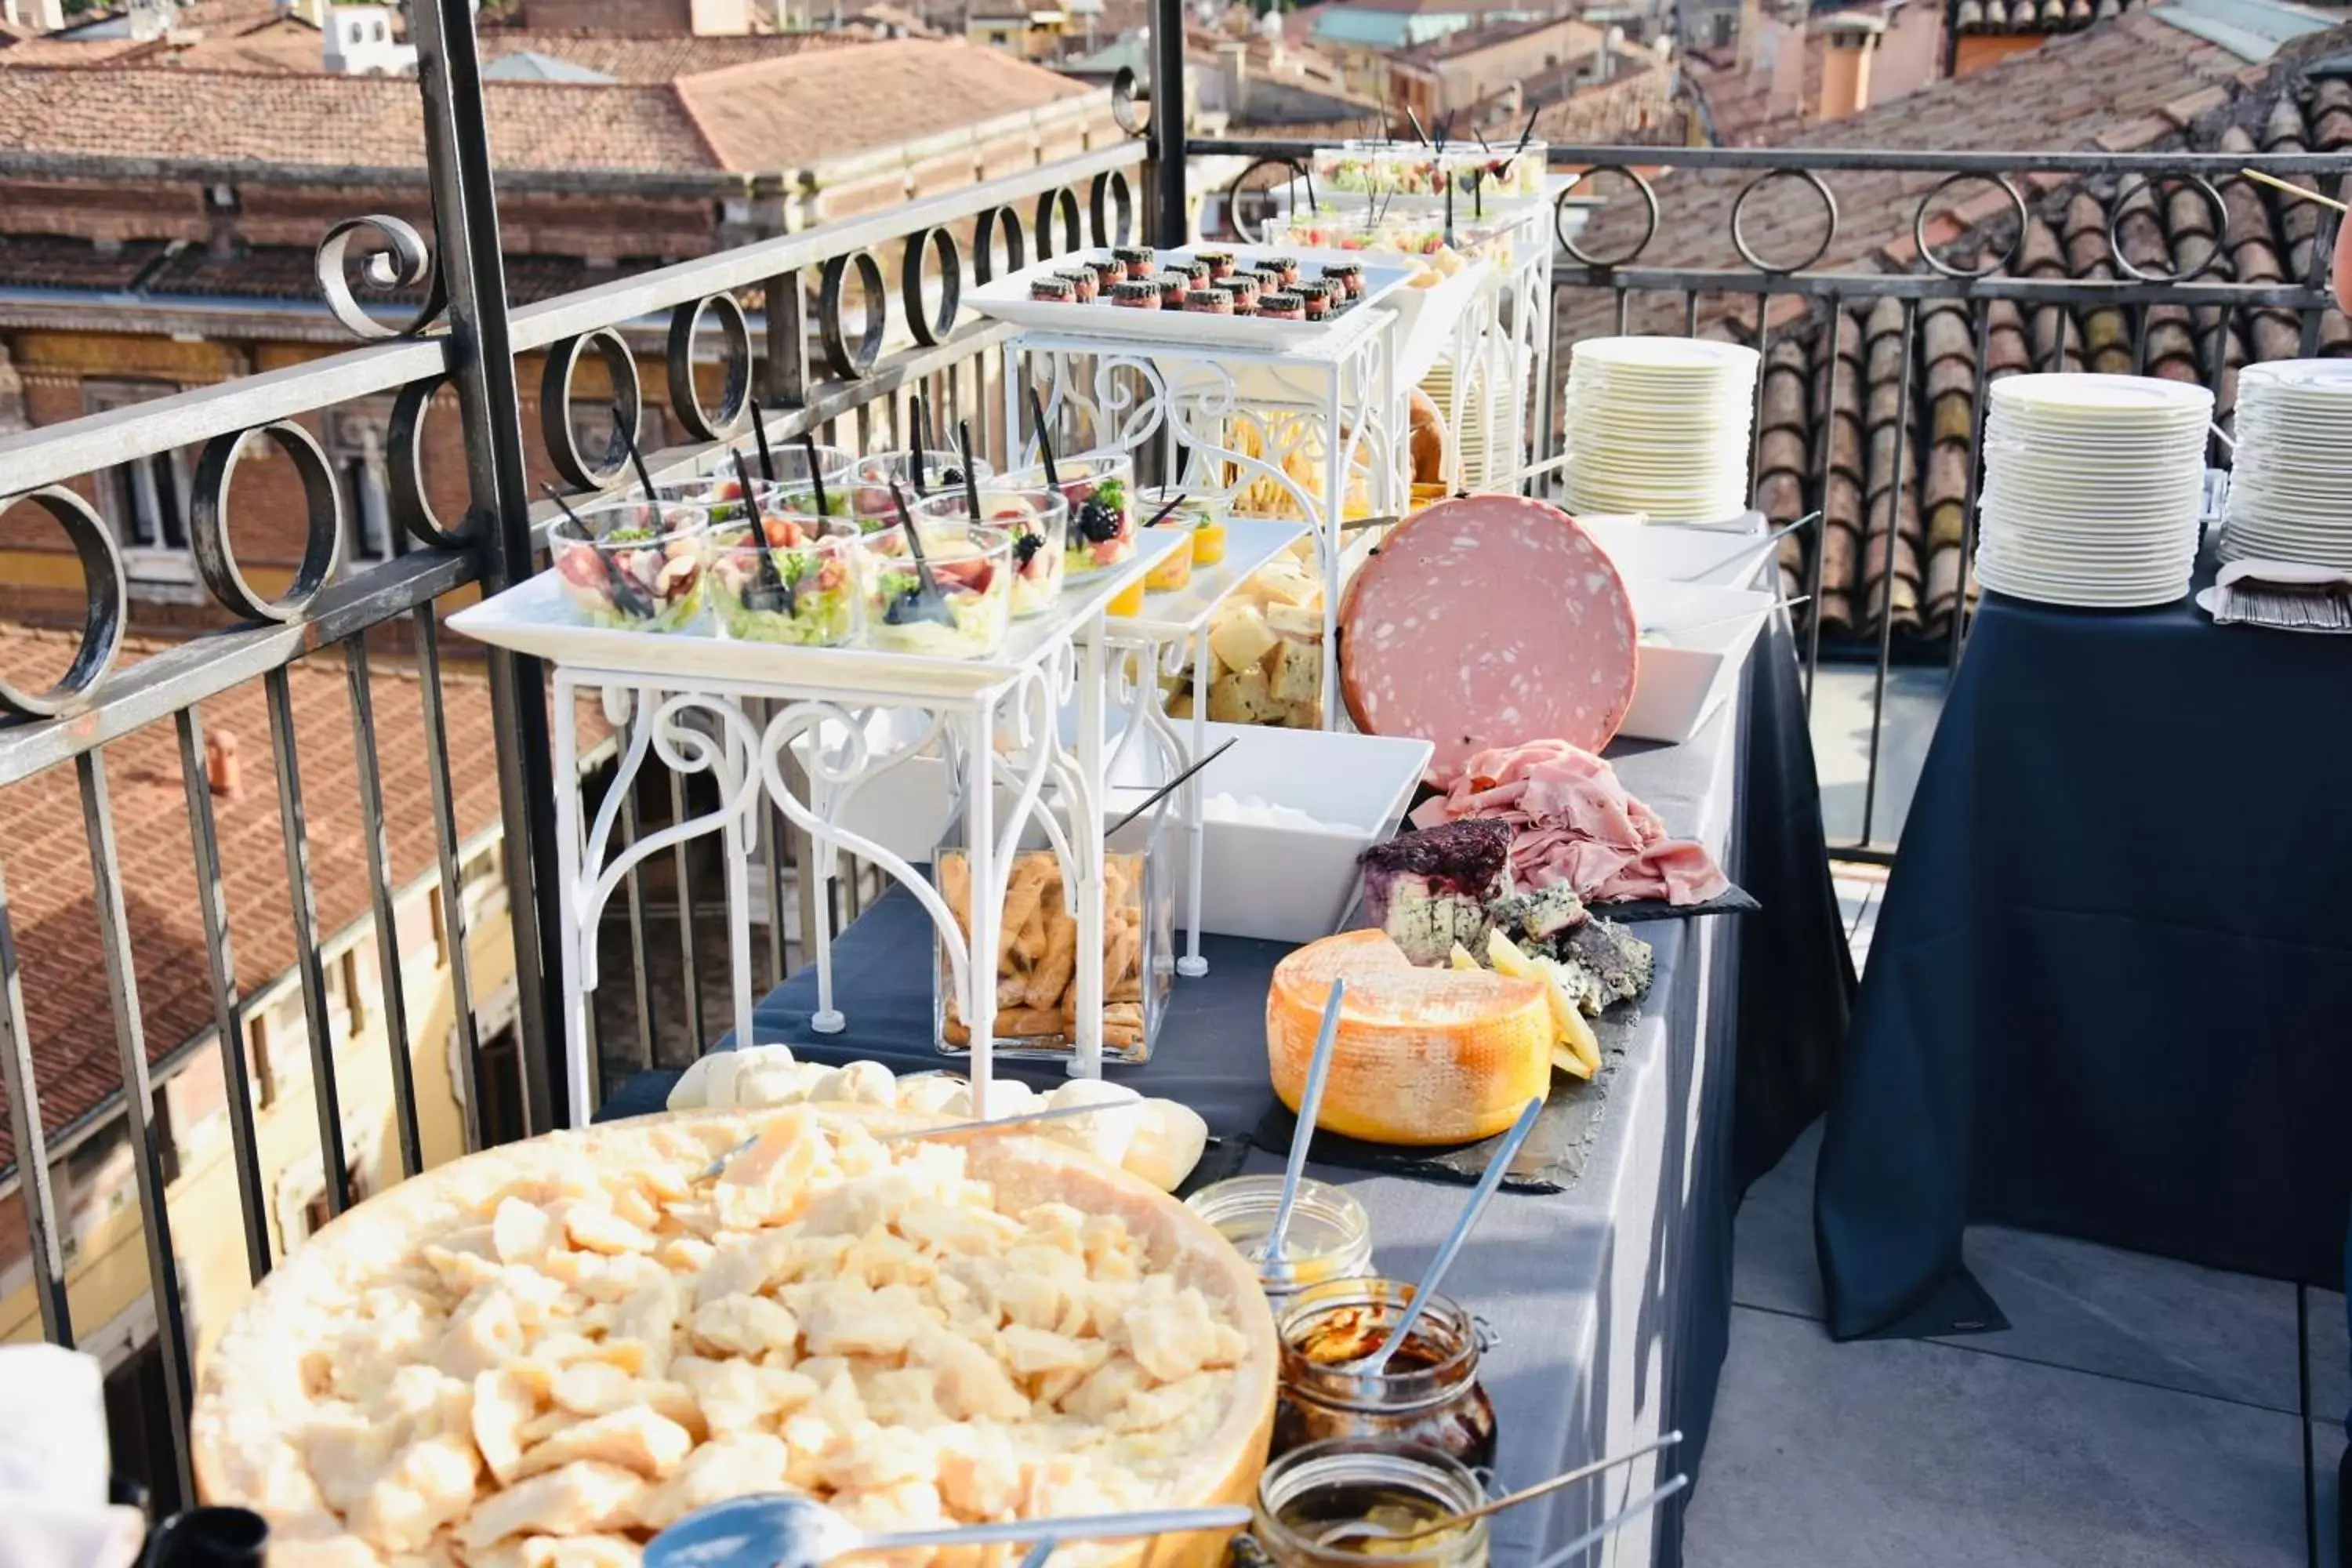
[2223, 359, 2352, 568]
[1561, 337, 1760, 524]
[1974, 373, 2212, 608]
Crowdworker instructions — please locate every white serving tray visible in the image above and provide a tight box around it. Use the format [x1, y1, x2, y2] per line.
[1621, 578, 1777, 745]
[969, 245, 1420, 353]
[448, 528, 1184, 700]
[1110, 517, 1308, 640]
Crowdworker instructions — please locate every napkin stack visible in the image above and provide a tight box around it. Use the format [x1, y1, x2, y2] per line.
[0, 1345, 147, 1568]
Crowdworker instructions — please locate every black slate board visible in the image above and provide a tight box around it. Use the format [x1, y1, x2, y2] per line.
[1587, 880, 1759, 924]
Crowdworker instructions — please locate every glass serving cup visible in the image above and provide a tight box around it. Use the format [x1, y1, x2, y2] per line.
[1271, 1278, 1497, 1473]
[678, 441, 855, 528]
[856, 521, 1014, 657]
[851, 448, 997, 531]
[1003, 450, 1136, 577]
[1138, 485, 1216, 590]
[705, 512, 861, 648]
[913, 485, 1068, 619]
[1185, 1174, 1374, 1315]
[547, 499, 711, 633]
[1252, 1439, 1490, 1568]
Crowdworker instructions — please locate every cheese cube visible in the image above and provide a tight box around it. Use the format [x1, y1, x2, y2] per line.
[1208, 608, 1280, 675]
[1269, 639, 1321, 706]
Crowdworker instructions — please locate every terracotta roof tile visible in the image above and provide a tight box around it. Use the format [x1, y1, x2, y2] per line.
[0, 629, 504, 1173]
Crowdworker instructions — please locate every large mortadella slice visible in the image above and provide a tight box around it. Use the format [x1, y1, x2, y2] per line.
[1338, 495, 1637, 782]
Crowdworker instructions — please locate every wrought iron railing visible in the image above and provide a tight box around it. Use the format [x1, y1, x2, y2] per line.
[1194, 132, 2352, 854]
[0, 0, 1149, 1507]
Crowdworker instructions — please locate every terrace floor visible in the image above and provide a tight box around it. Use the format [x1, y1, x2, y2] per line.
[1686, 872, 2347, 1568]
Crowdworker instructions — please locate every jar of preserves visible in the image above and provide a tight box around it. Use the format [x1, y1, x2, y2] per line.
[1251, 1437, 1490, 1567]
[1271, 1278, 1497, 1472]
[1185, 1174, 1374, 1314]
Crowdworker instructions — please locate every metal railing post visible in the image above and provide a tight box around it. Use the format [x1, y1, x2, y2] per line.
[1151, 0, 1187, 242]
[410, 0, 567, 1134]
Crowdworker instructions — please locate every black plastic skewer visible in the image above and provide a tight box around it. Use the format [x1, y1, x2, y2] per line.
[750, 401, 778, 482]
[888, 479, 956, 626]
[1109, 738, 1237, 835]
[1027, 385, 1062, 490]
[732, 446, 787, 609]
[957, 418, 985, 521]
[801, 432, 833, 517]
[911, 392, 935, 498]
[614, 406, 659, 503]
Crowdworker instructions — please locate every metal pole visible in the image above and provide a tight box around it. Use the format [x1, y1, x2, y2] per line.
[411, 0, 567, 1133]
[1150, 0, 1186, 242]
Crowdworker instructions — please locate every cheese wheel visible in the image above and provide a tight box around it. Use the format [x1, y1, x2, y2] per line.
[1267, 931, 1552, 1146]
[1337, 495, 1637, 782]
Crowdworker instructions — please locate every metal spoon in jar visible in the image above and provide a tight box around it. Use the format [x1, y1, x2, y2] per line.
[1262, 978, 1346, 1283]
[1530, 1475, 1690, 1568]
[1313, 1431, 1682, 1548]
[644, 1494, 1251, 1568]
[1348, 1094, 1544, 1376]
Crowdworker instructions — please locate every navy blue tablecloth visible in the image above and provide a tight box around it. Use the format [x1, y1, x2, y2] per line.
[1816, 583, 2352, 1341]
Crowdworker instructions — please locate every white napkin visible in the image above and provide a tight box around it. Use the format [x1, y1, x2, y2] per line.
[2196, 559, 2352, 633]
[0, 1345, 147, 1568]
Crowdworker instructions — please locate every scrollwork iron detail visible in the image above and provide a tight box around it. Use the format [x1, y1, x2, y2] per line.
[1109, 65, 1149, 138]
[1912, 172, 2027, 280]
[818, 249, 887, 379]
[1089, 169, 1134, 248]
[0, 486, 125, 718]
[1557, 165, 1659, 270]
[1033, 187, 1082, 260]
[540, 328, 643, 491]
[190, 421, 343, 623]
[902, 227, 964, 348]
[975, 205, 1026, 284]
[1730, 169, 1838, 276]
[387, 373, 470, 550]
[664, 292, 753, 443]
[314, 215, 448, 341]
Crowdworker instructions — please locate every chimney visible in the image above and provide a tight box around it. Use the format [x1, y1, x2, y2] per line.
[1815, 13, 1885, 122]
[205, 728, 241, 800]
[1733, 0, 1762, 71]
[1764, 16, 1805, 118]
[1217, 38, 1246, 118]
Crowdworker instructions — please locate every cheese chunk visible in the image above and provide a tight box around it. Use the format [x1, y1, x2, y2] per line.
[1266, 931, 1551, 1146]
[1208, 608, 1280, 675]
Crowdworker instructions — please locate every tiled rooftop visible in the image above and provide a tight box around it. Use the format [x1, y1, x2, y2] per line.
[1562, 11, 2352, 639]
[0, 630, 503, 1173]
[0, 38, 1093, 174]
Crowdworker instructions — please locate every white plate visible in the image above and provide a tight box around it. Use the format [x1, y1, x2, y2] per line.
[1989, 373, 2215, 414]
[1570, 336, 1761, 373]
[967, 246, 1419, 352]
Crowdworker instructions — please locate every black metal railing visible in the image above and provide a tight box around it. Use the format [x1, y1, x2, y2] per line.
[0, 0, 1149, 1504]
[1193, 132, 2352, 854]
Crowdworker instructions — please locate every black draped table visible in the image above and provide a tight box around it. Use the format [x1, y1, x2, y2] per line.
[1816, 581, 2352, 1343]
[602, 614, 1851, 1565]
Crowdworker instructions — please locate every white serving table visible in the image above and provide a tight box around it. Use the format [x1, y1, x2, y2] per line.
[1102, 516, 1307, 976]
[448, 526, 1188, 1123]
[1004, 303, 1408, 729]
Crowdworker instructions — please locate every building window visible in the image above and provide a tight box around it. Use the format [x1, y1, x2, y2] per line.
[85, 381, 195, 578]
[327, 405, 403, 567]
[277, 1139, 373, 1254]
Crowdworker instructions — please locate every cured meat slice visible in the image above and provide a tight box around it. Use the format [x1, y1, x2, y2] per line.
[1338, 496, 1637, 782]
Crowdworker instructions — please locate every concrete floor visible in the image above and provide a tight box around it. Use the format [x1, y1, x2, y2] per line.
[1686, 876, 2347, 1568]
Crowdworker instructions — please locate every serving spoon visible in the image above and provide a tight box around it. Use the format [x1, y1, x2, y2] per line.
[644, 1494, 1250, 1568]
[1262, 979, 1346, 1284]
[1313, 1431, 1682, 1548]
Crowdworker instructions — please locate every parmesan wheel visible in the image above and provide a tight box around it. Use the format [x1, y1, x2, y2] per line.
[1042, 1080, 1145, 1169]
[665, 1056, 716, 1113]
[1122, 1100, 1209, 1192]
[810, 1060, 898, 1107]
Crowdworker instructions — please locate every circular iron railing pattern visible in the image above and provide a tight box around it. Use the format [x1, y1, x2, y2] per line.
[191, 420, 344, 623]
[539, 328, 644, 490]
[0, 487, 125, 718]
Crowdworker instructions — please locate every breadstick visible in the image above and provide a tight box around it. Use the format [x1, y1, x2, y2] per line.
[936, 853, 972, 936]
[999, 856, 1052, 966]
[1024, 899, 1080, 1009]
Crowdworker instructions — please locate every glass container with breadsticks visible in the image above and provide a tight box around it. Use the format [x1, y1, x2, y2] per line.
[931, 810, 1174, 1063]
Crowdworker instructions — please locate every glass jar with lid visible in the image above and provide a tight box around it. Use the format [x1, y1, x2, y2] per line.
[1250, 1437, 1490, 1568]
[1185, 1174, 1375, 1313]
[1271, 1277, 1497, 1472]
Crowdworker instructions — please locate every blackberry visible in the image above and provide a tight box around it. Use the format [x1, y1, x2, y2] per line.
[1012, 529, 1044, 568]
[1076, 498, 1123, 543]
[883, 586, 929, 625]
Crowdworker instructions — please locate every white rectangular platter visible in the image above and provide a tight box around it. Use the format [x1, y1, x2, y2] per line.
[969, 245, 1420, 354]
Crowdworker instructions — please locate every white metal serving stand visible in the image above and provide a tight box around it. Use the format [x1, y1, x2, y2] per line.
[447, 528, 1186, 1126]
[1004, 303, 1408, 730]
[1100, 516, 1306, 978]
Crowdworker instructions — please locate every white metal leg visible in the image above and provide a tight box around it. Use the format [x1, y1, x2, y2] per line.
[964, 691, 998, 1116]
[1071, 612, 1107, 1078]
[719, 705, 756, 1051]
[1178, 622, 1210, 978]
[553, 670, 590, 1130]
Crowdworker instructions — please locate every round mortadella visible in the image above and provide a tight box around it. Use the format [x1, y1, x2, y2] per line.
[1337, 495, 1638, 782]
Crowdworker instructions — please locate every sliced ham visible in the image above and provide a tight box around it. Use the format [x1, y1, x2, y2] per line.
[1412, 738, 1729, 907]
[1338, 496, 1637, 783]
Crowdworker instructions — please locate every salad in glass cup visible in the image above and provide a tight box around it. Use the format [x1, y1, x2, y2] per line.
[1004, 450, 1136, 577]
[851, 449, 996, 530]
[913, 485, 1068, 619]
[856, 521, 1014, 657]
[679, 441, 855, 525]
[548, 499, 711, 632]
[706, 506, 860, 647]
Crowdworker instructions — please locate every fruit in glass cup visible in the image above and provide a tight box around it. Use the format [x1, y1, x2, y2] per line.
[707, 513, 859, 646]
[856, 521, 1014, 657]
[1142, 487, 1226, 572]
[913, 485, 1067, 619]
[1006, 451, 1135, 577]
[850, 449, 993, 531]
[548, 499, 710, 632]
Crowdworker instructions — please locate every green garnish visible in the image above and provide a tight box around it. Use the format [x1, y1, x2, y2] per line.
[602, 526, 657, 544]
[879, 569, 920, 599]
[1094, 478, 1128, 510]
[780, 488, 851, 517]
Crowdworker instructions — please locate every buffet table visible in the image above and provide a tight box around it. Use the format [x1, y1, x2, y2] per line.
[601, 612, 1853, 1566]
[1815, 574, 2352, 1342]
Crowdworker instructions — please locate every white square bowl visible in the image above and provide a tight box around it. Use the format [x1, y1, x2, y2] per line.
[1105, 722, 1432, 943]
[1580, 514, 1775, 587]
[1621, 579, 1777, 745]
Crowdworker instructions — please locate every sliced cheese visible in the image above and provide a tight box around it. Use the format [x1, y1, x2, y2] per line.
[1447, 944, 1480, 972]
[1267, 931, 1551, 1147]
[1208, 608, 1281, 675]
[1486, 931, 1602, 1077]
